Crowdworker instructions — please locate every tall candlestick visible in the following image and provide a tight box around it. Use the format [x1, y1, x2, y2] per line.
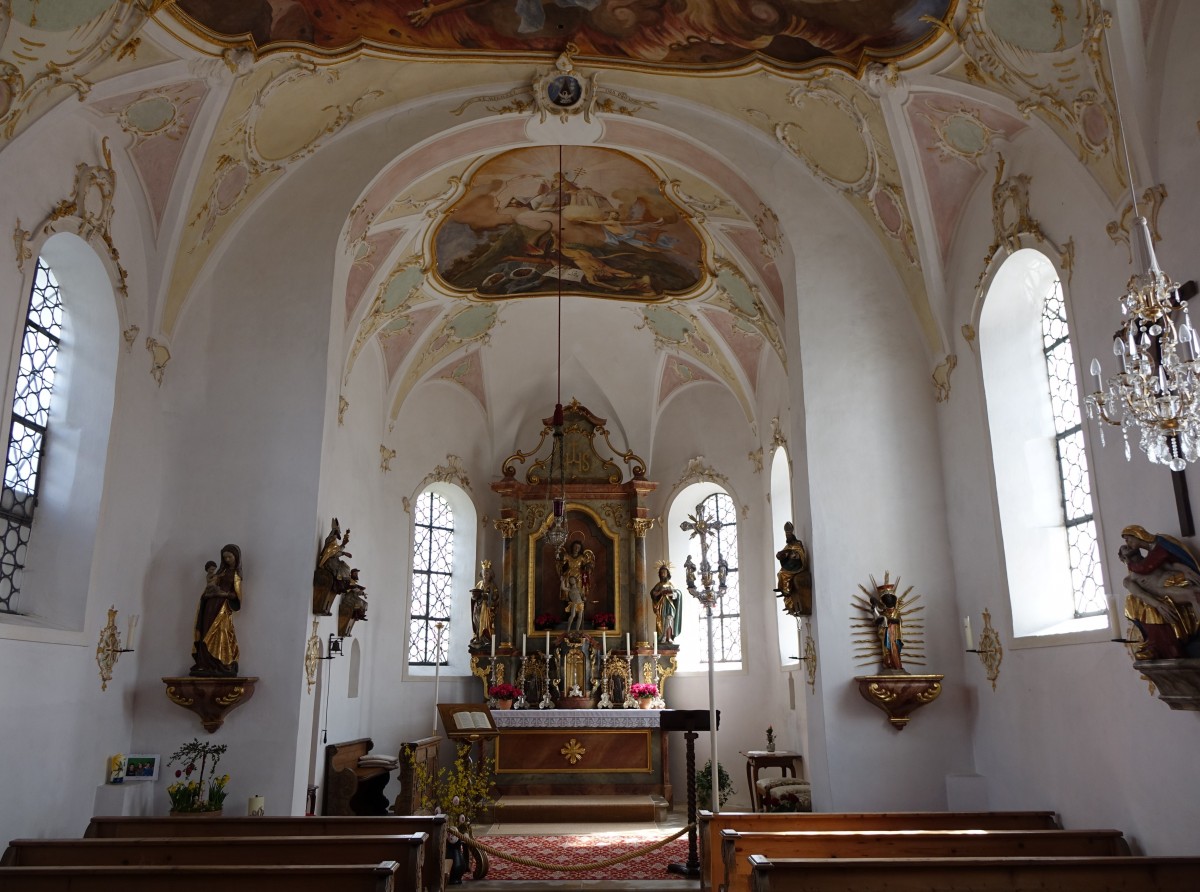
[433, 623, 443, 734]
[963, 616, 974, 651]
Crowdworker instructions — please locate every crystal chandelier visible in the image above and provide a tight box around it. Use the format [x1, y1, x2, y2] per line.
[1085, 27, 1200, 471]
[544, 146, 569, 550]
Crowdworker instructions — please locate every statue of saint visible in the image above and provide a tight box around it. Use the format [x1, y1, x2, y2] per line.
[558, 540, 595, 633]
[684, 554, 697, 592]
[870, 584, 903, 671]
[470, 559, 498, 646]
[1119, 525, 1200, 660]
[774, 521, 813, 617]
[650, 563, 683, 645]
[314, 518, 353, 615]
[190, 544, 242, 677]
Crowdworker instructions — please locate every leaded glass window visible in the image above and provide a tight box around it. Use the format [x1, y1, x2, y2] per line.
[1, 258, 63, 613]
[698, 491, 741, 664]
[409, 490, 454, 665]
[1041, 280, 1104, 617]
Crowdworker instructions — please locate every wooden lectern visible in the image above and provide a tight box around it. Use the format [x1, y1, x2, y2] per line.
[659, 708, 720, 879]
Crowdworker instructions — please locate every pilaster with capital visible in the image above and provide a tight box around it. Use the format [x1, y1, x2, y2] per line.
[631, 516, 655, 648]
[494, 514, 520, 649]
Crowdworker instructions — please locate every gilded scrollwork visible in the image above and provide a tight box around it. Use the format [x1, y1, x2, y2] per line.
[932, 354, 957, 404]
[674, 456, 730, 493]
[145, 337, 171, 386]
[380, 445, 396, 472]
[630, 517, 654, 538]
[1107, 185, 1167, 263]
[494, 516, 521, 540]
[415, 455, 471, 493]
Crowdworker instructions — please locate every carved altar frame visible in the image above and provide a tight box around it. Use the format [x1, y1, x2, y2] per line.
[527, 503, 622, 636]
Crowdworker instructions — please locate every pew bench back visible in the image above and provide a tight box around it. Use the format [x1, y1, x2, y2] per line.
[0, 861, 401, 892]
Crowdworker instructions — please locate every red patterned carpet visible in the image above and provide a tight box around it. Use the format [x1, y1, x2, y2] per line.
[470, 829, 691, 881]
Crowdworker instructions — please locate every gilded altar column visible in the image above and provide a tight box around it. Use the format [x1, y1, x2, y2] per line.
[494, 514, 520, 651]
[631, 517, 655, 649]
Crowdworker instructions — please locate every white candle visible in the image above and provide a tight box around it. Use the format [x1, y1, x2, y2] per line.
[248, 795, 265, 816]
[126, 614, 139, 651]
[491, 633, 496, 659]
[963, 616, 974, 651]
[602, 630, 606, 656]
[626, 632, 631, 654]
[653, 630, 658, 659]
[433, 623, 443, 734]
[1108, 594, 1123, 635]
[522, 634, 527, 658]
[797, 618, 804, 664]
[546, 630, 550, 655]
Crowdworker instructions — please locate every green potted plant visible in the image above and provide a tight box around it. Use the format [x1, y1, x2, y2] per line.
[166, 738, 229, 815]
[696, 759, 734, 809]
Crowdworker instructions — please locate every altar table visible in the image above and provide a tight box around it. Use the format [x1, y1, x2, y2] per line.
[489, 709, 670, 805]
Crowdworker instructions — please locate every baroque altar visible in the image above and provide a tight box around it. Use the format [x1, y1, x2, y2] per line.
[471, 400, 677, 706]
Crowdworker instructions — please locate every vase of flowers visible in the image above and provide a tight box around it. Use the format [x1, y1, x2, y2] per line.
[488, 682, 521, 708]
[766, 725, 776, 752]
[167, 738, 229, 815]
[534, 612, 558, 631]
[630, 682, 658, 708]
[592, 612, 614, 630]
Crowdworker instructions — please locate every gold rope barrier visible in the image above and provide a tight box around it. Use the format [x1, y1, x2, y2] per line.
[449, 824, 694, 872]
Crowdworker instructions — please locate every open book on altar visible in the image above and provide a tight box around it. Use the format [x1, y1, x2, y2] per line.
[437, 702, 498, 739]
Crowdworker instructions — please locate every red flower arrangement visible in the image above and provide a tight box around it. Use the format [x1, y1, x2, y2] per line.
[488, 683, 521, 701]
[630, 683, 658, 699]
[534, 613, 558, 630]
[592, 612, 615, 629]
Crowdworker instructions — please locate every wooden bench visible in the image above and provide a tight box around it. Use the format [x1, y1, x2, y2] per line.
[747, 854, 1200, 892]
[2, 834, 424, 888]
[325, 737, 392, 816]
[395, 736, 440, 816]
[721, 829, 1129, 892]
[699, 810, 1060, 891]
[84, 815, 446, 892]
[0, 861, 402, 892]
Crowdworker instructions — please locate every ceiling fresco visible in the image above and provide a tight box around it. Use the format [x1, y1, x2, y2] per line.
[173, 0, 956, 72]
[430, 146, 707, 300]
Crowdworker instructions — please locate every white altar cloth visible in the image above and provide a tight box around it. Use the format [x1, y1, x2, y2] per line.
[492, 708, 660, 729]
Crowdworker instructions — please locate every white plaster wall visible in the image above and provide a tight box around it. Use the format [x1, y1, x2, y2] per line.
[935, 4, 1200, 853]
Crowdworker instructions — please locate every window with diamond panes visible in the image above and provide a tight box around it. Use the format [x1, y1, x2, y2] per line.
[698, 491, 741, 664]
[1042, 280, 1104, 617]
[409, 490, 454, 665]
[1, 258, 63, 613]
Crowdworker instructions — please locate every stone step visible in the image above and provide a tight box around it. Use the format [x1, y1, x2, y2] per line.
[492, 794, 666, 825]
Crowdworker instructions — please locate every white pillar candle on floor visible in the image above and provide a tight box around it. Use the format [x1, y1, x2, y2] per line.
[963, 616, 974, 651]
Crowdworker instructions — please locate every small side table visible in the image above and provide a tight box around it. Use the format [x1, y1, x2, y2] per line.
[741, 750, 804, 812]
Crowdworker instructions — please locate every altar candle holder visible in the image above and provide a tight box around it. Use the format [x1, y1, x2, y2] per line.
[514, 655, 529, 710]
[538, 649, 556, 709]
[622, 652, 638, 708]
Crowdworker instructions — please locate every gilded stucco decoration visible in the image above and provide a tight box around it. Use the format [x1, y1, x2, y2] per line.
[379, 445, 396, 472]
[0, 1, 168, 143]
[769, 416, 788, 456]
[674, 456, 730, 494]
[14, 137, 130, 300]
[337, 395, 348, 425]
[450, 45, 657, 123]
[932, 353, 957, 404]
[403, 455, 473, 513]
[708, 258, 786, 367]
[145, 337, 170, 385]
[935, 0, 1127, 203]
[1107, 184, 1166, 263]
[122, 324, 139, 352]
[975, 155, 1074, 296]
[753, 204, 783, 260]
[346, 259, 426, 380]
[748, 448, 763, 473]
[658, 355, 717, 408]
[665, 179, 738, 222]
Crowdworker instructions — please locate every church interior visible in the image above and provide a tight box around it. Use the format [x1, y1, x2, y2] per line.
[2, 0, 1200, 874]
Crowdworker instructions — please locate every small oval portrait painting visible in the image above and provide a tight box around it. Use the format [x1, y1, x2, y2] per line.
[547, 74, 583, 109]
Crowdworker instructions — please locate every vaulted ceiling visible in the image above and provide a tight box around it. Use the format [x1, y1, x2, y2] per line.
[0, 0, 1154, 437]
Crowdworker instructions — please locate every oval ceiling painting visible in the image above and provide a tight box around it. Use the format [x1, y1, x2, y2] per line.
[430, 146, 707, 301]
[173, 0, 956, 73]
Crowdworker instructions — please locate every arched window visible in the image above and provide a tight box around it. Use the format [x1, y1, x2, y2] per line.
[0, 258, 62, 613]
[980, 249, 1106, 638]
[1, 234, 119, 632]
[669, 484, 742, 669]
[409, 490, 455, 666]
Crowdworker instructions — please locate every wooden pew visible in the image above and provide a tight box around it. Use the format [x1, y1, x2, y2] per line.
[84, 815, 446, 892]
[0, 861, 402, 892]
[325, 737, 392, 816]
[699, 810, 1060, 891]
[2, 833, 424, 890]
[721, 829, 1129, 892]
[747, 854, 1200, 892]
